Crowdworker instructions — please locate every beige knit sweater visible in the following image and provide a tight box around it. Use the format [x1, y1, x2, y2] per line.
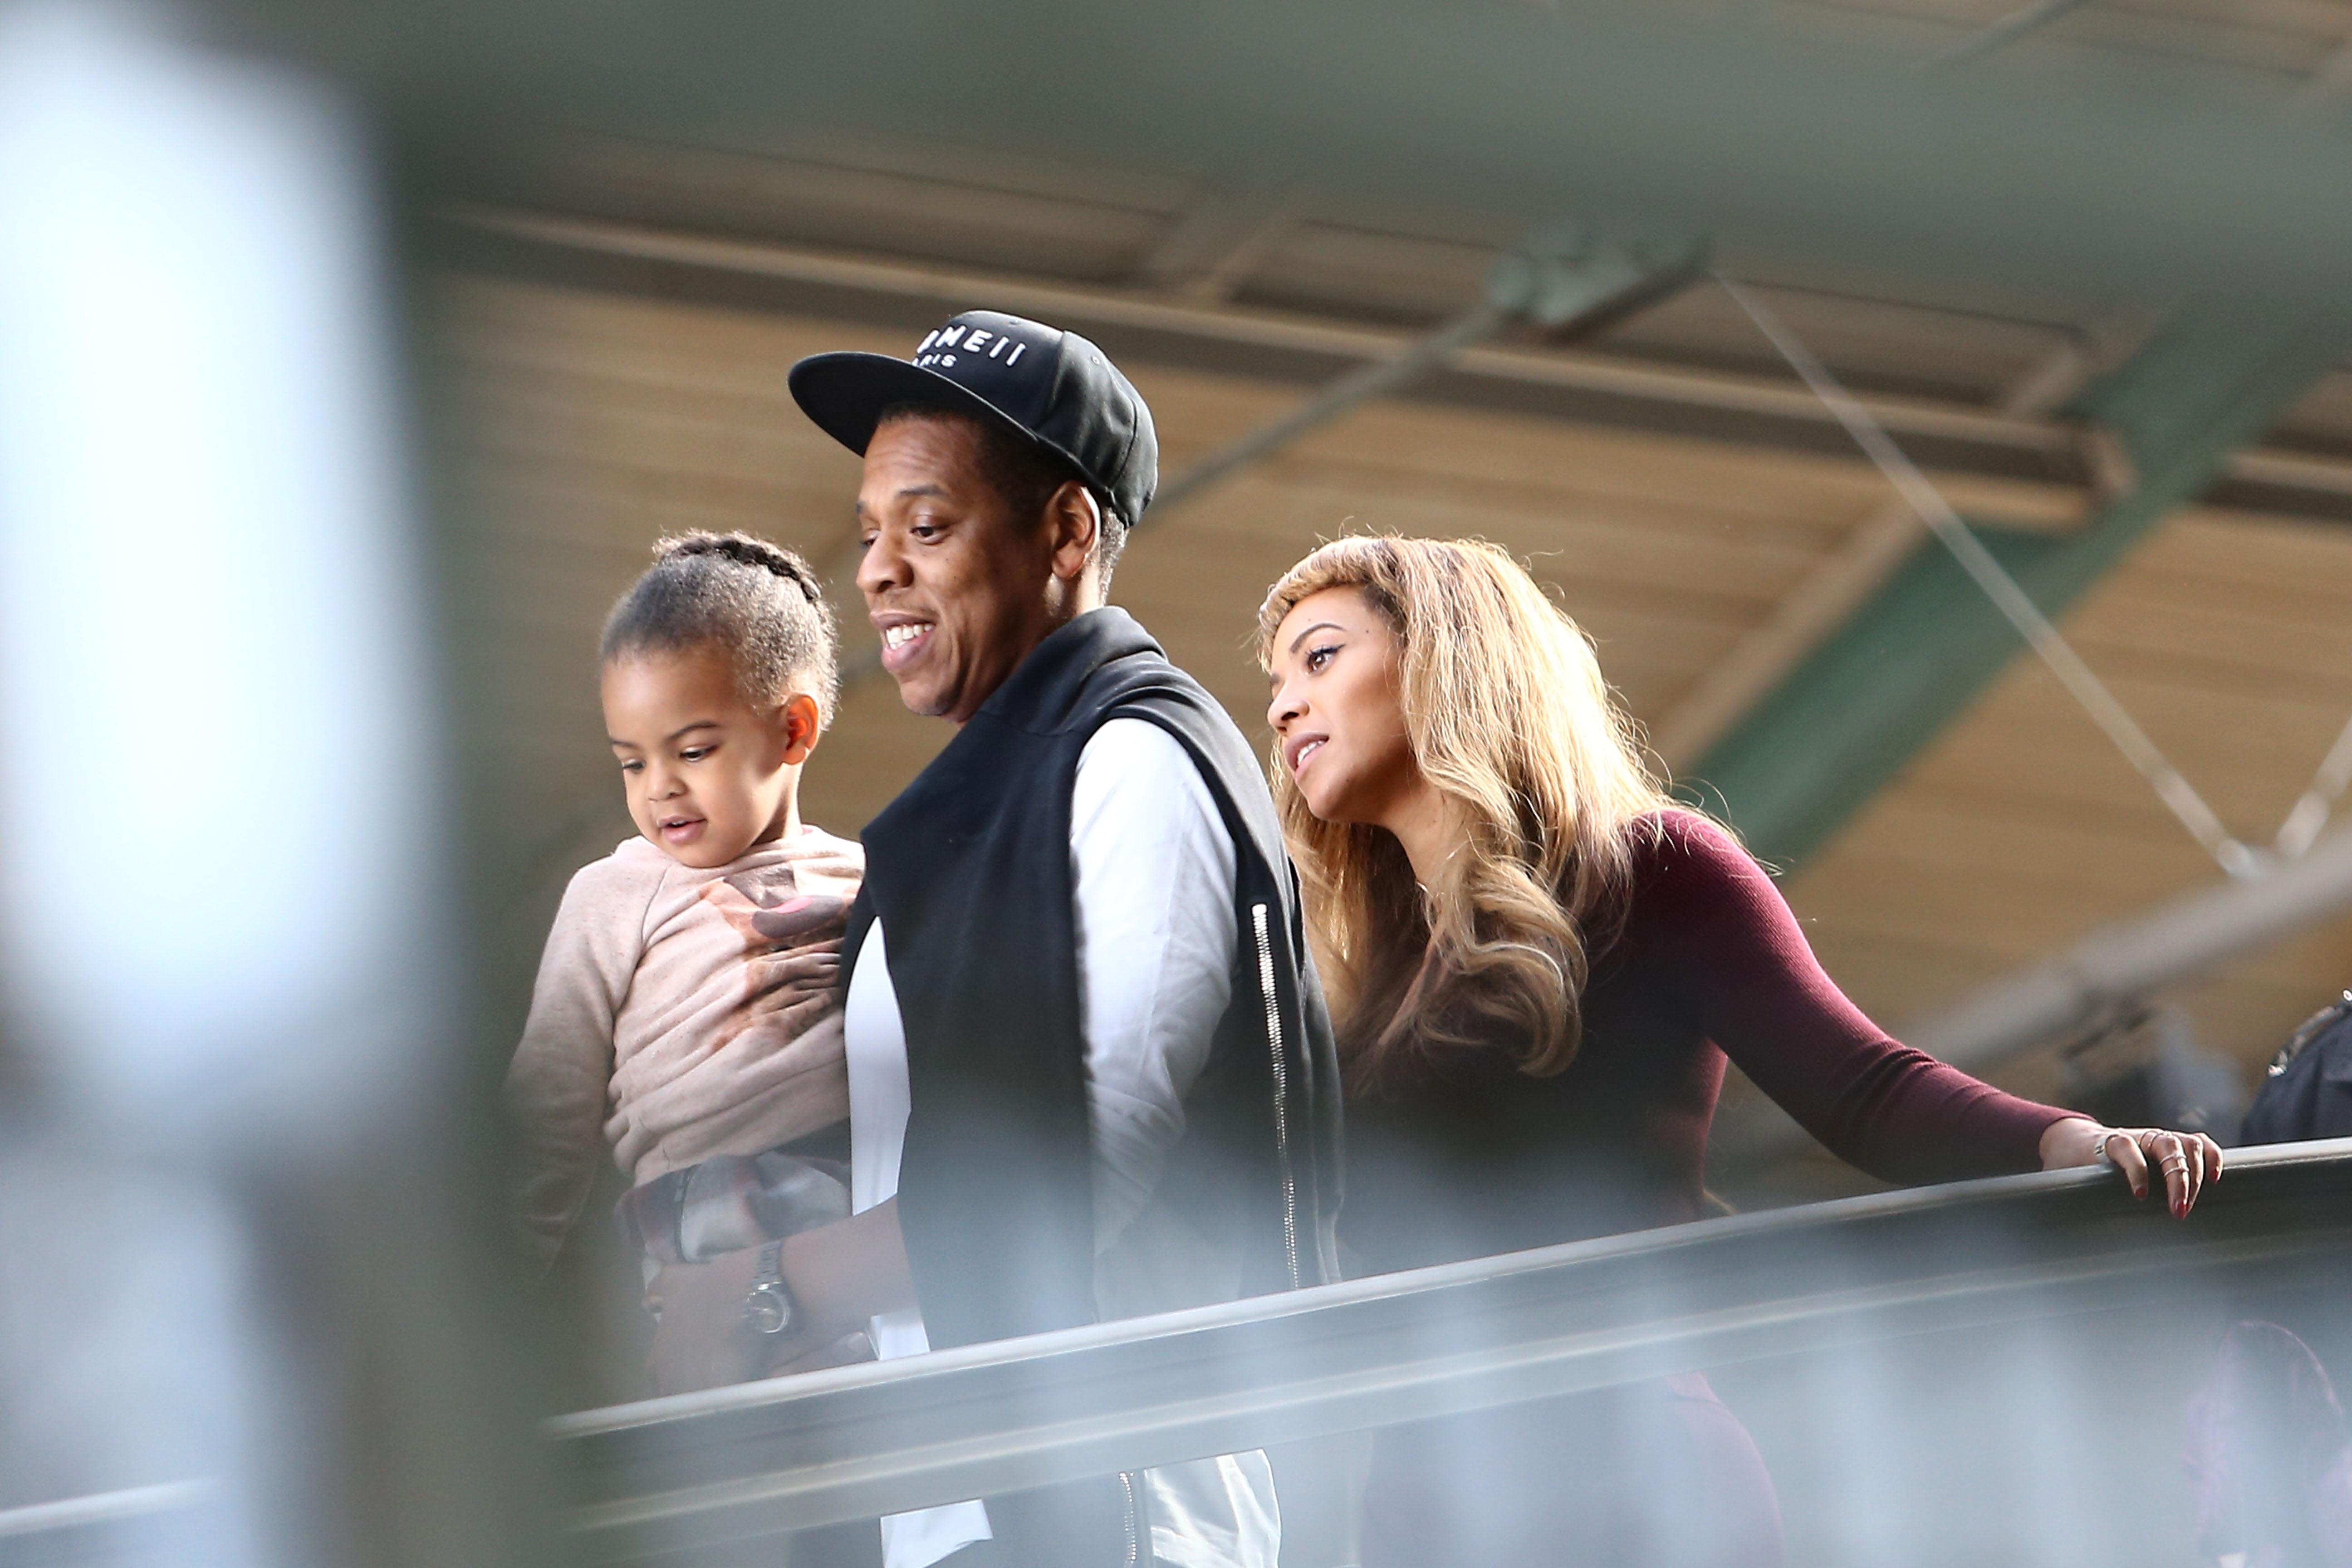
[504, 825, 864, 1267]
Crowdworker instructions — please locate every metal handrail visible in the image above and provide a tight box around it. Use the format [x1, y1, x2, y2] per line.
[0, 1483, 215, 1568]
[554, 1138, 2352, 1561]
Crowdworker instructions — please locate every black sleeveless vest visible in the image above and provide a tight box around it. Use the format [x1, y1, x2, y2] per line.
[843, 608, 1342, 1563]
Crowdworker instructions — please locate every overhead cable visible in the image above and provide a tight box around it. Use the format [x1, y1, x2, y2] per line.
[2274, 711, 2352, 859]
[1715, 272, 2259, 879]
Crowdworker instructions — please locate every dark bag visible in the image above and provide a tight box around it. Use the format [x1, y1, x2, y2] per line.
[2239, 992, 2352, 1145]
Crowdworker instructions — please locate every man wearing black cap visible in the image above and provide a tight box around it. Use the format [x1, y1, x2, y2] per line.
[658, 312, 1343, 1568]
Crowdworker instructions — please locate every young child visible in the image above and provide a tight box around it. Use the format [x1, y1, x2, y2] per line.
[504, 532, 863, 1295]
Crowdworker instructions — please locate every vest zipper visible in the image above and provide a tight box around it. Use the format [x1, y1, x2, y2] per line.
[1118, 1468, 1142, 1567]
[1251, 902, 1303, 1289]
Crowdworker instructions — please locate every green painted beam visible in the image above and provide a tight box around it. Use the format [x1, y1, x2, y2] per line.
[1687, 304, 2344, 871]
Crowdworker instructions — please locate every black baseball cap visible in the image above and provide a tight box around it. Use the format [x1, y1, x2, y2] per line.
[788, 310, 1158, 529]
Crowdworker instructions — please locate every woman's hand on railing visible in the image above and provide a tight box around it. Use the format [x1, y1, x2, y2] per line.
[2040, 1117, 2225, 1218]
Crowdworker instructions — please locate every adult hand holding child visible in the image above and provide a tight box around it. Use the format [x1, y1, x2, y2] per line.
[644, 1254, 864, 1393]
[647, 1202, 915, 1394]
[700, 881, 852, 1053]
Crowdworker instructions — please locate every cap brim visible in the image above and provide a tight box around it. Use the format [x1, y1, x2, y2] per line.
[788, 352, 1038, 461]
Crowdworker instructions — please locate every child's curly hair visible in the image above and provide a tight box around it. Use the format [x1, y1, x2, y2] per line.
[600, 532, 839, 721]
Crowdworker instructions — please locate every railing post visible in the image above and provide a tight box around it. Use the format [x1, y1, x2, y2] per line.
[0, 9, 550, 1565]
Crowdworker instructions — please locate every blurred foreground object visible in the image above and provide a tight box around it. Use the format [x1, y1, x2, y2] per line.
[555, 1140, 2352, 1566]
[2186, 1321, 2352, 1568]
[0, 5, 545, 1564]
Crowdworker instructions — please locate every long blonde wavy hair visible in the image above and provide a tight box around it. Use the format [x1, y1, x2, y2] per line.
[1257, 536, 1679, 1095]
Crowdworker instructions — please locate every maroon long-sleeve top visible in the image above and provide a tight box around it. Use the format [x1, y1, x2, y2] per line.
[1341, 809, 2073, 1277]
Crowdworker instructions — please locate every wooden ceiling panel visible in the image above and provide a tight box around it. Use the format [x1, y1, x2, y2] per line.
[451, 466, 854, 565]
[1802, 790, 2225, 903]
[2062, 630, 2352, 710]
[743, 126, 1209, 216]
[2270, 370, 2352, 453]
[2094, 558, 2352, 641]
[1280, 400, 1977, 529]
[1872, 679, 2332, 836]
[1170, 474, 1822, 614]
[1244, 455, 1866, 553]
[1785, 500, 2352, 1077]
[448, 408, 840, 511]
[445, 357, 804, 441]
[2087, 510, 2352, 612]
[1798, 929, 2046, 1030]
[484, 135, 1171, 284]
[441, 276, 899, 385]
[1790, 854, 2203, 962]
[799, 686, 956, 835]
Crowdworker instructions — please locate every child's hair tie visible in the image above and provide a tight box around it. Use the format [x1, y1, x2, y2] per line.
[660, 532, 825, 606]
[607, 530, 840, 714]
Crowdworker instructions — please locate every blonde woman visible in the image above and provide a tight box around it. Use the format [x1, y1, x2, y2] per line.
[1259, 535, 2223, 1568]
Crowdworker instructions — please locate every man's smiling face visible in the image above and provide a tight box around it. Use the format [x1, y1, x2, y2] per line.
[854, 412, 1069, 724]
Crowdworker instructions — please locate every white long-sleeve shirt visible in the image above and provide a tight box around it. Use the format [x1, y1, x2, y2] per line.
[844, 718, 1277, 1568]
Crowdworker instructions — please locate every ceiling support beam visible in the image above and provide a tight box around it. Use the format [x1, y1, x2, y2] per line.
[1652, 333, 2113, 767]
[1151, 297, 1514, 516]
[1150, 227, 1705, 519]
[1684, 302, 2346, 872]
[293, 0, 2352, 305]
[1133, 185, 1301, 302]
[436, 209, 2352, 532]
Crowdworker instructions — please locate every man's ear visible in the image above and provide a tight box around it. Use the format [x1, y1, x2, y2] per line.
[1044, 481, 1101, 585]
[778, 692, 823, 764]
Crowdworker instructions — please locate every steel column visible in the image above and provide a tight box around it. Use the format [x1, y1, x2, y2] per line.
[1687, 304, 2344, 870]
